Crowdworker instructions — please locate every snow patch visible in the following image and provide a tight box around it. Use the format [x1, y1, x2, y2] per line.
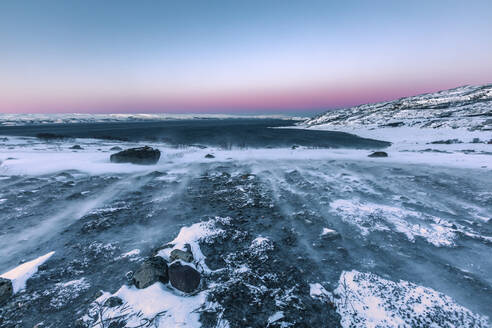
[332, 270, 489, 328]
[157, 217, 229, 272]
[309, 283, 332, 301]
[0, 251, 54, 293]
[330, 199, 456, 246]
[44, 278, 91, 310]
[91, 284, 207, 327]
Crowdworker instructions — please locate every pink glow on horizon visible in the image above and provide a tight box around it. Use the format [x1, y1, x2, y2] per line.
[0, 80, 479, 114]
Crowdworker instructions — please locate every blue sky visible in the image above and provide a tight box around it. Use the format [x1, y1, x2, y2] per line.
[1, 0, 491, 113]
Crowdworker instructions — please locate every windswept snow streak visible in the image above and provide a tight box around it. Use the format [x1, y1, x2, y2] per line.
[329, 199, 456, 247]
[331, 270, 490, 328]
[1, 251, 55, 293]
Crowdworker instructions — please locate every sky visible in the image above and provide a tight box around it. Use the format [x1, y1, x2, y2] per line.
[0, 0, 491, 114]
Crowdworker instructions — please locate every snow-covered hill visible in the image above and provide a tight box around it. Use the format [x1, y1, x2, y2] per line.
[304, 84, 492, 131]
[0, 113, 305, 126]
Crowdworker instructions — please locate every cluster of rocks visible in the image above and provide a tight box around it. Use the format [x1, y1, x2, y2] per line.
[110, 146, 161, 165]
[131, 246, 201, 293]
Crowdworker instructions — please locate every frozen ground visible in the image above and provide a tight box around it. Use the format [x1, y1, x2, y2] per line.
[0, 125, 490, 327]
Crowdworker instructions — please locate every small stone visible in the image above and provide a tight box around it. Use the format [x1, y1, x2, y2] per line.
[70, 145, 83, 150]
[170, 249, 194, 263]
[169, 262, 201, 293]
[104, 296, 124, 308]
[74, 320, 88, 328]
[108, 321, 126, 328]
[133, 257, 169, 289]
[205, 154, 215, 159]
[321, 228, 340, 240]
[0, 277, 13, 304]
[368, 151, 388, 158]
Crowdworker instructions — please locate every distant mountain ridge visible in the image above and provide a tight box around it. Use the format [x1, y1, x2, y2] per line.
[304, 84, 492, 131]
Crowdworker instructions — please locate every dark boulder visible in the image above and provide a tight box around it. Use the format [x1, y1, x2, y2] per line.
[368, 151, 388, 158]
[70, 145, 83, 150]
[36, 133, 69, 140]
[205, 154, 215, 159]
[0, 277, 13, 304]
[170, 249, 194, 263]
[110, 146, 123, 151]
[132, 257, 169, 289]
[104, 296, 124, 308]
[110, 146, 160, 165]
[169, 262, 201, 293]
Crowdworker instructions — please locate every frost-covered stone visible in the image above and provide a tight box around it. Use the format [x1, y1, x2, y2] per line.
[133, 257, 169, 289]
[170, 249, 194, 263]
[168, 262, 201, 293]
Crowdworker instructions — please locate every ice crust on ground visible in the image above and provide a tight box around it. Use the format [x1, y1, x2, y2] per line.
[0, 251, 55, 293]
[331, 270, 490, 328]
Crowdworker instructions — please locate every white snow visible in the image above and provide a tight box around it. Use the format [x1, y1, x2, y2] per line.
[85, 284, 207, 328]
[116, 249, 141, 261]
[332, 270, 490, 328]
[157, 217, 228, 272]
[329, 199, 457, 246]
[0, 251, 54, 293]
[321, 228, 337, 237]
[295, 84, 492, 170]
[44, 278, 91, 310]
[249, 236, 274, 261]
[121, 249, 140, 257]
[1, 130, 490, 179]
[309, 283, 331, 300]
[304, 84, 491, 131]
[117, 284, 206, 327]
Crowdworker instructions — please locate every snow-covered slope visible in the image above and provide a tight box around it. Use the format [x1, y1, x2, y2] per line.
[304, 84, 492, 131]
